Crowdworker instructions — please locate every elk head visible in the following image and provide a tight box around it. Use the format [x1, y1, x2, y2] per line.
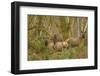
[67, 23, 88, 48]
[80, 22, 88, 39]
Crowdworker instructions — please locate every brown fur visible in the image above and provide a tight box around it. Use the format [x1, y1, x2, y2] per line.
[47, 40, 69, 51]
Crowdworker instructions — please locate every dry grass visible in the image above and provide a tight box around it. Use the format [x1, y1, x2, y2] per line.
[28, 15, 88, 61]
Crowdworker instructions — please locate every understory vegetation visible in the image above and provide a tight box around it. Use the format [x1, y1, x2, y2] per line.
[28, 15, 88, 61]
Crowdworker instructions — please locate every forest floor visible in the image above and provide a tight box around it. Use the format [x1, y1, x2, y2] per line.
[28, 44, 88, 61]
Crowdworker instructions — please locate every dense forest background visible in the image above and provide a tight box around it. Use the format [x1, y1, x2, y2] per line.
[28, 15, 88, 61]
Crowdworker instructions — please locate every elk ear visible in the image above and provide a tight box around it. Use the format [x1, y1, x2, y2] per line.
[81, 24, 87, 33]
[66, 38, 70, 43]
[80, 25, 84, 33]
[83, 24, 88, 33]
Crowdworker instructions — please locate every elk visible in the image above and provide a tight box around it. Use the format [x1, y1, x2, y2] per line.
[46, 40, 69, 51]
[54, 39, 69, 51]
[46, 40, 55, 51]
[67, 24, 87, 47]
[45, 35, 69, 51]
